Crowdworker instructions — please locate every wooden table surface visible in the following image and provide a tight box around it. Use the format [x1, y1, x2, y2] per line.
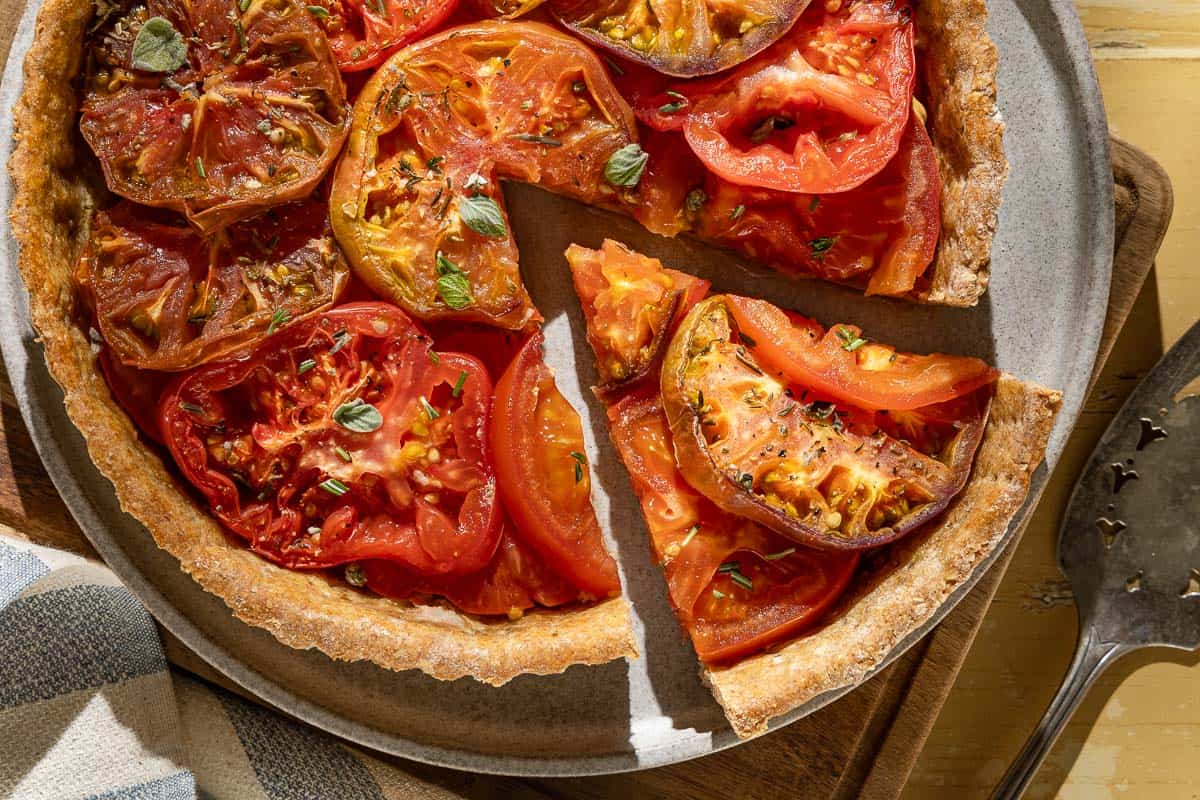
[904, 3, 1200, 798]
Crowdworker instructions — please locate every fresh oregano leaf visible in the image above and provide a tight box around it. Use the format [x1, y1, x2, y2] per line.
[131, 17, 188, 74]
[459, 194, 506, 238]
[332, 399, 383, 433]
[604, 143, 648, 188]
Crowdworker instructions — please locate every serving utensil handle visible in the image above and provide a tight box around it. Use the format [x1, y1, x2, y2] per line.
[990, 627, 1130, 800]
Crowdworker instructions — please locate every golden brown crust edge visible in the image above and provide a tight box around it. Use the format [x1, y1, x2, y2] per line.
[912, 0, 1009, 306]
[703, 375, 1061, 737]
[8, 0, 636, 686]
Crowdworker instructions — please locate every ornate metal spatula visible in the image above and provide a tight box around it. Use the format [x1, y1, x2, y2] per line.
[993, 319, 1200, 799]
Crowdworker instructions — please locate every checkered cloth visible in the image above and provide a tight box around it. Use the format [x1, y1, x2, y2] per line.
[0, 535, 452, 800]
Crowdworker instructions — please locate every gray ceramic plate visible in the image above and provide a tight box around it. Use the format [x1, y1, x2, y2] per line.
[0, 0, 1112, 777]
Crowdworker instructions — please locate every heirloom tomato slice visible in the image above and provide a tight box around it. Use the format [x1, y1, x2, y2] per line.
[607, 388, 857, 663]
[360, 522, 580, 617]
[549, 0, 813, 77]
[330, 21, 641, 330]
[307, 0, 461, 72]
[635, 118, 941, 295]
[79, 200, 348, 371]
[566, 242, 857, 663]
[624, 0, 915, 194]
[660, 294, 995, 550]
[491, 333, 622, 599]
[567, 239, 709, 393]
[160, 303, 504, 576]
[81, 0, 349, 232]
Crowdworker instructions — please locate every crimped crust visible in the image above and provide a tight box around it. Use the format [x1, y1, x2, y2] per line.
[7, 0, 636, 685]
[703, 376, 1060, 736]
[912, 0, 1009, 305]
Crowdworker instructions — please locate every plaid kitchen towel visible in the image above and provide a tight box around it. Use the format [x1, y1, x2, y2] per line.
[0, 535, 461, 800]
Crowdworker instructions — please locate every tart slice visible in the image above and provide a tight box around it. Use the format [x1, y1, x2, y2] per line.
[567, 240, 1061, 735]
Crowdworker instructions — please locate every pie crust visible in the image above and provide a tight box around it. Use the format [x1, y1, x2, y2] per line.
[9, 0, 1039, 720]
[7, 0, 636, 684]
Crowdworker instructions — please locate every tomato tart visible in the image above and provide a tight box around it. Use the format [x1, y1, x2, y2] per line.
[567, 240, 1059, 735]
[8, 0, 1031, 723]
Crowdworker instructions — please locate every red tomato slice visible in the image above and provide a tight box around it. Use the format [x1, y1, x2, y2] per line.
[361, 522, 580, 617]
[723, 294, 999, 412]
[160, 303, 503, 577]
[607, 387, 858, 663]
[80, 0, 349, 232]
[309, 0, 461, 72]
[79, 200, 348, 371]
[622, 0, 915, 194]
[491, 332, 622, 599]
[567, 239, 710, 392]
[636, 118, 941, 295]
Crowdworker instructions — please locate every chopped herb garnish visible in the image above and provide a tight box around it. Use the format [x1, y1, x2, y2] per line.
[463, 172, 488, 191]
[334, 446, 352, 462]
[194, 156, 206, 178]
[333, 398, 383, 433]
[130, 16, 188, 73]
[738, 472, 754, 490]
[809, 236, 837, 258]
[658, 91, 689, 114]
[738, 331, 756, 348]
[434, 251, 473, 309]
[419, 396, 439, 419]
[266, 307, 290, 335]
[718, 561, 739, 573]
[749, 115, 793, 144]
[459, 194, 507, 238]
[712, 588, 726, 599]
[765, 547, 796, 561]
[344, 563, 367, 587]
[779, 402, 797, 417]
[837, 131, 858, 142]
[239, 0, 251, 10]
[735, 347, 763, 375]
[510, 133, 562, 147]
[298, 358, 317, 374]
[680, 525, 699, 549]
[329, 329, 350, 354]
[604, 143, 648, 188]
[730, 204, 746, 221]
[305, 4, 329, 17]
[685, 188, 707, 213]
[319, 477, 349, 496]
[603, 55, 625, 76]
[179, 401, 204, 415]
[730, 571, 754, 591]
[451, 370, 468, 398]
[428, 350, 440, 364]
[570, 450, 587, 483]
[836, 326, 868, 352]
[374, 0, 387, 17]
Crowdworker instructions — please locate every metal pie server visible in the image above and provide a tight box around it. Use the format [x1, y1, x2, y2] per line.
[993, 319, 1200, 800]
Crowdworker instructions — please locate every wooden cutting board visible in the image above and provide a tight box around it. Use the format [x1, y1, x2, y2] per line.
[0, 4, 1172, 790]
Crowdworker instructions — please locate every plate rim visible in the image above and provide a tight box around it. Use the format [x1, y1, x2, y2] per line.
[0, 0, 1113, 777]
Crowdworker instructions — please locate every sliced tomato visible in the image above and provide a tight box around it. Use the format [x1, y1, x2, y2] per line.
[361, 522, 580, 617]
[660, 294, 994, 550]
[96, 349, 172, 444]
[635, 118, 941, 295]
[621, 0, 915, 194]
[308, 0, 460, 72]
[566, 240, 709, 392]
[79, 200, 348, 371]
[491, 333, 622, 599]
[549, 0, 812, 77]
[722, 294, 999, 412]
[330, 21, 640, 330]
[81, 0, 349, 232]
[160, 303, 504, 577]
[607, 386, 858, 663]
